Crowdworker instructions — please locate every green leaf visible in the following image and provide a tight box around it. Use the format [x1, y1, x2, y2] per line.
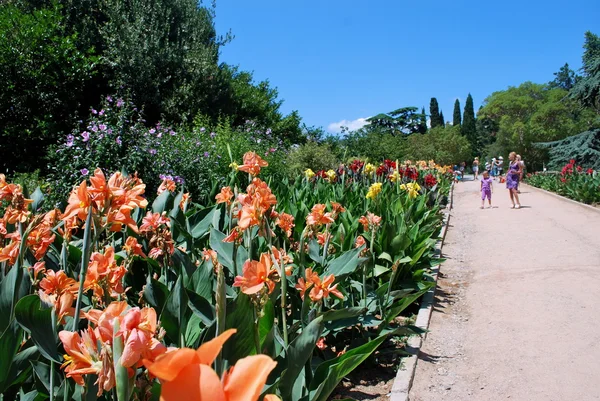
[0, 265, 25, 333]
[223, 293, 256, 364]
[0, 320, 23, 392]
[152, 190, 173, 214]
[31, 187, 45, 212]
[321, 307, 365, 322]
[308, 239, 321, 264]
[187, 290, 215, 326]
[190, 207, 218, 239]
[143, 277, 169, 312]
[279, 316, 324, 400]
[378, 252, 393, 263]
[14, 295, 60, 362]
[259, 300, 275, 346]
[186, 261, 213, 301]
[324, 247, 366, 279]
[161, 277, 188, 345]
[209, 228, 234, 269]
[309, 334, 388, 401]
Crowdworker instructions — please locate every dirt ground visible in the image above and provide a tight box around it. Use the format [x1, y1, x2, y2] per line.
[409, 178, 600, 401]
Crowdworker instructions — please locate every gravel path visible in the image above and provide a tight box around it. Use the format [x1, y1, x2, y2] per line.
[409, 178, 600, 401]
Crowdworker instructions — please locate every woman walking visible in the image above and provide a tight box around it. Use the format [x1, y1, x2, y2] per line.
[472, 157, 480, 180]
[506, 152, 522, 209]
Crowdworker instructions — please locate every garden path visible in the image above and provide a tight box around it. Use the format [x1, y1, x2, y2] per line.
[409, 177, 600, 401]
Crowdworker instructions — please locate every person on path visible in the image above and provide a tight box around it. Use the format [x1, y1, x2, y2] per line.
[480, 170, 493, 208]
[506, 152, 522, 209]
[491, 157, 497, 179]
[496, 156, 504, 178]
[517, 154, 525, 194]
[485, 160, 491, 174]
[472, 157, 480, 180]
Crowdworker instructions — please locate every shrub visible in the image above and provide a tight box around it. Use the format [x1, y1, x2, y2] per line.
[286, 142, 340, 176]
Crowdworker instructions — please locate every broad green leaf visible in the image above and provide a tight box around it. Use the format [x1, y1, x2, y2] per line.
[31, 187, 45, 212]
[152, 190, 173, 214]
[14, 295, 60, 362]
[0, 320, 22, 392]
[187, 290, 215, 326]
[324, 247, 366, 279]
[279, 316, 324, 400]
[309, 334, 388, 401]
[0, 265, 25, 333]
[161, 277, 188, 345]
[190, 207, 218, 239]
[259, 300, 275, 346]
[209, 228, 234, 269]
[143, 277, 169, 312]
[223, 293, 256, 364]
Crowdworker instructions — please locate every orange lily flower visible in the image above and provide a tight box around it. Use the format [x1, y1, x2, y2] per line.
[0, 233, 20, 265]
[119, 307, 166, 368]
[358, 212, 382, 231]
[238, 151, 268, 176]
[63, 181, 93, 222]
[233, 253, 278, 295]
[84, 247, 126, 301]
[215, 186, 234, 205]
[124, 236, 146, 257]
[275, 212, 295, 237]
[140, 212, 170, 233]
[179, 193, 191, 211]
[88, 168, 111, 205]
[306, 204, 334, 226]
[295, 268, 343, 302]
[144, 329, 281, 401]
[157, 178, 177, 195]
[330, 202, 346, 220]
[27, 220, 56, 260]
[39, 269, 78, 296]
[354, 235, 366, 248]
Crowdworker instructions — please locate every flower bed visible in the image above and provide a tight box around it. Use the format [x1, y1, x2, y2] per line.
[0, 153, 451, 401]
[526, 160, 600, 205]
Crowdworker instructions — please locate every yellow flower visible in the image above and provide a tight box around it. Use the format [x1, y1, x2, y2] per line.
[389, 170, 401, 183]
[366, 182, 382, 200]
[229, 162, 239, 171]
[364, 163, 376, 176]
[305, 168, 315, 179]
[400, 182, 421, 199]
[325, 170, 336, 183]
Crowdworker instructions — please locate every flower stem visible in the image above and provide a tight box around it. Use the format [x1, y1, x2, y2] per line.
[215, 264, 226, 373]
[72, 208, 94, 331]
[253, 305, 261, 355]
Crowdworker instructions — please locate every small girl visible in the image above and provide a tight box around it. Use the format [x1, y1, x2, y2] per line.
[480, 170, 493, 208]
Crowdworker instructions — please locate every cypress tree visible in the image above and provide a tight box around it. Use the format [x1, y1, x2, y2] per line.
[462, 93, 477, 152]
[439, 110, 445, 127]
[418, 107, 427, 134]
[453, 99, 461, 126]
[429, 97, 441, 128]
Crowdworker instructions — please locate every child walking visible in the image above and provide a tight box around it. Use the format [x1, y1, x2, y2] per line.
[480, 170, 493, 208]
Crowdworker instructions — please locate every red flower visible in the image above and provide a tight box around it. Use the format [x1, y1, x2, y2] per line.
[424, 173, 437, 188]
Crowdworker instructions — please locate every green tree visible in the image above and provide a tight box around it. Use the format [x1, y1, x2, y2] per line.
[0, 4, 95, 173]
[571, 31, 600, 113]
[439, 110, 445, 127]
[429, 97, 441, 128]
[549, 63, 578, 90]
[418, 107, 428, 134]
[453, 99, 462, 126]
[403, 125, 471, 165]
[366, 107, 425, 135]
[462, 93, 477, 153]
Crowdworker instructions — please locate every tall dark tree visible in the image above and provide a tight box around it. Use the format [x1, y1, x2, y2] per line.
[439, 110, 445, 127]
[549, 63, 578, 90]
[462, 93, 477, 152]
[429, 97, 441, 128]
[453, 99, 462, 126]
[366, 106, 424, 135]
[418, 107, 428, 134]
[571, 31, 600, 113]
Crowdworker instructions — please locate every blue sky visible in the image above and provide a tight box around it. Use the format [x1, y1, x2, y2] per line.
[214, 0, 599, 133]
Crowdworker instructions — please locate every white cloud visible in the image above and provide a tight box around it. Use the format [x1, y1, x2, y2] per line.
[327, 117, 370, 133]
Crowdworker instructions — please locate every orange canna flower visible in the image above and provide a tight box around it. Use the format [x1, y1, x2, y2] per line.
[222, 227, 243, 243]
[84, 247, 127, 302]
[124, 236, 146, 257]
[40, 269, 78, 296]
[119, 307, 167, 368]
[233, 253, 278, 295]
[275, 212, 295, 237]
[63, 181, 93, 222]
[306, 204, 334, 227]
[295, 268, 343, 302]
[27, 220, 56, 260]
[316, 337, 326, 350]
[238, 151, 269, 176]
[157, 178, 177, 195]
[271, 246, 294, 276]
[179, 193, 191, 211]
[358, 212, 382, 231]
[215, 186, 234, 205]
[139, 212, 170, 233]
[354, 235, 366, 248]
[330, 202, 346, 220]
[317, 232, 331, 246]
[144, 329, 281, 401]
[0, 233, 20, 265]
[30, 261, 47, 281]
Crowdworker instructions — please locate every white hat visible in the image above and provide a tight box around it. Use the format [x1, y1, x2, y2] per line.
[499, 156, 503, 159]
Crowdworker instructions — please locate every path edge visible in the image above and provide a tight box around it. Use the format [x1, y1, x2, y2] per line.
[389, 181, 454, 401]
[521, 183, 600, 214]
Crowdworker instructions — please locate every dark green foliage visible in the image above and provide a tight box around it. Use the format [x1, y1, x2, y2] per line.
[402, 125, 471, 165]
[342, 127, 405, 162]
[286, 142, 340, 175]
[453, 99, 462, 126]
[534, 129, 600, 170]
[0, 4, 96, 173]
[461, 93, 477, 153]
[418, 107, 428, 134]
[429, 98, 442, 128]
[549, 63, 579, 90]
[439, 110, 445, 127]
[366, 107, 425, 136]
[571, 31, 600, 113]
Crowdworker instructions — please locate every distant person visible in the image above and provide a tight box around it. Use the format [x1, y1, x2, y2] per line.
[491, 157, 497, 179]
[485, 160, 491, 173]
[480, 170, 493, 209]
[506, 152, 522, 209]
[496, 156, 504, 178]
[472, 157, 480, 180]
[516, 155, 525, 193]
[459, 162, 466, 178]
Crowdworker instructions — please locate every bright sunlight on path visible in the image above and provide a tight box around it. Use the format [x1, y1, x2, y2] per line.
[409, 177, 600, 401]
